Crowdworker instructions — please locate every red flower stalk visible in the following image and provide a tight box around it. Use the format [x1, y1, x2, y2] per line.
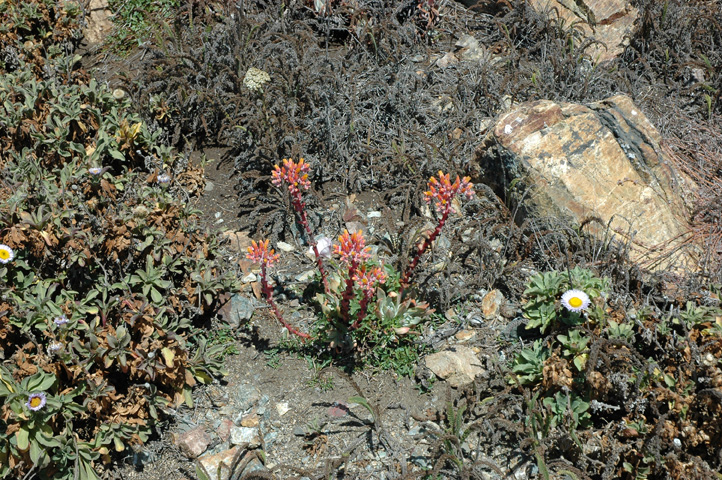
[334, 230, 372, 327]
[272, 158, 329, 293]
[349, 265, 387, 331]
[246, 239, 310, 339]
[401, 171, 475, 286]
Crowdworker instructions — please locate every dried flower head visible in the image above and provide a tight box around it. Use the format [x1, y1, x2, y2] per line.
[0, 244, 14, 263]
[334, 230, 371, 265]
[53, 315, 69, 326]
[47, 341, 63, 354]
[272, 158, 311, 196]
[561, 289, 590, 313]
[246, 239, 281, 267]
[243, 67, 271, 93]
[26, 392, 47, 411]
[352, 265, 387, 294]
[423, 171, 475, 214]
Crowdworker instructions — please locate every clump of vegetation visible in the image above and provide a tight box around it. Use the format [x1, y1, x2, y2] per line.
[245, 162, 474, 375]
[105, 0, 179, 54]
[0, 2, 238, 479]
[425, 267, 722, 479]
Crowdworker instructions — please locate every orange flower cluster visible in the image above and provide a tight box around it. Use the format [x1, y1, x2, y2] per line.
[246, 239, 280, 267]
[271, 158, 311, 196]
[352, 265, 387, 294]
[423, 171, 475, 214]
[333, 230, 371, 266]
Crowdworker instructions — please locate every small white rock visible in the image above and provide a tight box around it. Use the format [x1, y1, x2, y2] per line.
[276, 241, 294, 252]
[241, 273, 257, 283]
[229, 426, 261, 448]
[276, 402, 290, 416]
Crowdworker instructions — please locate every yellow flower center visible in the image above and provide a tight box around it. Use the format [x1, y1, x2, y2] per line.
[29, 397, 42, 408]
[0, 249, 9, 260]
[568, 297, 583, 308]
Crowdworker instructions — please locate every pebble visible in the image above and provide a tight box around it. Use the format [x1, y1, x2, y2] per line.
[230, 426, 261, 448]
[276, 402, 290, 416]
[295, 269, 315, 282]
[235, 384, 261, 417]
[241, 273, 257, 283]
[276, 241, 294, 252]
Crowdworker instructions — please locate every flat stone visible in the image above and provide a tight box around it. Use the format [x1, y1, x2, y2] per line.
[240, 414, 260, 428]
[481, 289, 505, 319]
[235, 384, 261, 416]
[216, 293, 258, 327]
[220, 230, 252, 253]
[435, 51, 459, 68]
[175, 426, 211, 459]
[241, 273, 257, 283]
[217, 418, 234, 443]
[229, 426, 261, 448]
[454, 330, 476, 342]
[83, 0, 114, 44]
[425, 347, 485, 387]
[276, 241, 294, 252]
[197, 446, 239, 480]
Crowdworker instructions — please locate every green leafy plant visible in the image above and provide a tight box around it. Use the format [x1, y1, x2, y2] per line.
[248, 162, 467, 373]
[523, 266, 609, 333]
[511, 339, 550, 385]
[0, 5, 240, 478]
[557, 329, 590, 371]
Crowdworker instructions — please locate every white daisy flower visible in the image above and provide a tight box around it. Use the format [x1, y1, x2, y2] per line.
[561, 289, 590, 313]
[157, 173, 171, 184]
[88, 167, 103, 175]
[0, 244, 14, 263]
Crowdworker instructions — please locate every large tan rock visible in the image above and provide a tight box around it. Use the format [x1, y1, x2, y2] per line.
[83, 0, 114, 45]
[425, 347, 485, 387]
[531, 0, 637, 63]
[457, 0, 636, 63]
[474, 94, 698, 272]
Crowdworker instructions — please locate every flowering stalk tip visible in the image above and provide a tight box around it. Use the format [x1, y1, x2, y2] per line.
[246, 239, 309, 339]
[402, 171, 475, 286]
[271, 158, 329, 292]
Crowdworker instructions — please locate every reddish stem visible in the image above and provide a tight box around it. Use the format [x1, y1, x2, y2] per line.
[291, 195, 330, 294]
[259, 265, 310, 339]
[401, 205, 450, 286]
[339, 260, 359, 328]
[349, 290, 374, 332]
